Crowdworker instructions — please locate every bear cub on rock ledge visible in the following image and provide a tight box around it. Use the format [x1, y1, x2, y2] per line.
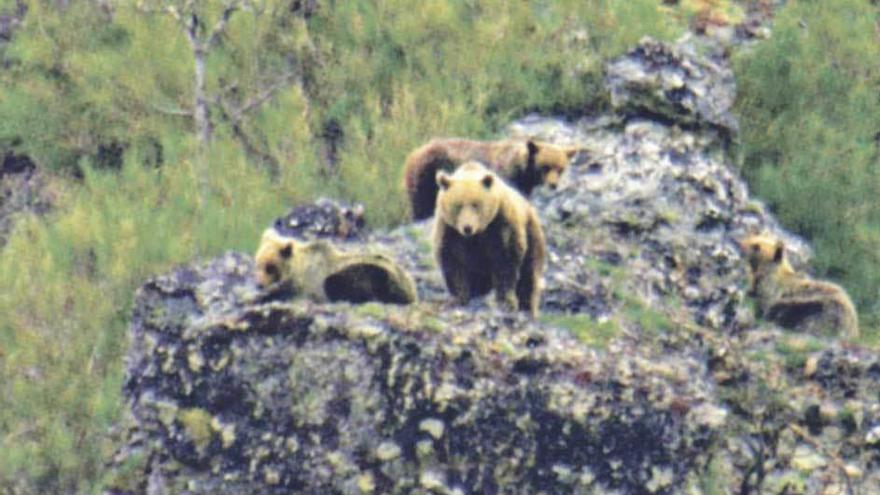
[433, 161, 546, 316]
[739, 234, 859, 339]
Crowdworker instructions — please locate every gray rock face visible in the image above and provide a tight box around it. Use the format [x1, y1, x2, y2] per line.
[271, 197, 367, 242]
[116, 253, 721, 494]
[606, 37, 738, 135]
[0, 156, 52, 247]
[107, 37, 880, 494]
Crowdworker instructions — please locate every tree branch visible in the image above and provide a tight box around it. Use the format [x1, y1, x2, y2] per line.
[237, 72, 299, 118]
[207, 3, 240, 49]
[150, 103, 193, 117]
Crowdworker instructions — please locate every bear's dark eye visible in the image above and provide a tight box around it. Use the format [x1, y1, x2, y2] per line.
[264, 264, 279, 279]
[471, 202, 480, 210]
[279, 244, 293, 259]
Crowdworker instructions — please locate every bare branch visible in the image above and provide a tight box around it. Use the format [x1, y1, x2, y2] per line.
[206, 2, 240, 50]
[150, 103, 193, 117]
[236, 72, 299, 118]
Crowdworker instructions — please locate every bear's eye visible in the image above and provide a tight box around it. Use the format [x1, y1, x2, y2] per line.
[470, 202, 480, 210]
[264, 263, 280, 279]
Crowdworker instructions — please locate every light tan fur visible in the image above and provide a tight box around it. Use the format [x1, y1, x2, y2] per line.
[403, 138, 578, 220]
[433, 161, 546, 316]
[254, 229, 417, 304]
[739, 234, 858, 339]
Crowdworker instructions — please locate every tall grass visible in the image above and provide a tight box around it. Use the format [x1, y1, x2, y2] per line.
[0, 134, 312, 492]
[733, 0, 880, 333]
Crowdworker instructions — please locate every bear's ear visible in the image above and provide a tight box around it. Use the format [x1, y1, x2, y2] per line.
[526, 140, 540, 158]
[436, 171, 451, 190]
[564, 146, 578, 159]
[261, 228, 278, 243]
[279, 242, 293, 259]
[773, 240, 785, 263]
[481, 173, 494, 189]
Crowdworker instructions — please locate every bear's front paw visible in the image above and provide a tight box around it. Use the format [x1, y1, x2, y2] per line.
[496, 291, 519, 311]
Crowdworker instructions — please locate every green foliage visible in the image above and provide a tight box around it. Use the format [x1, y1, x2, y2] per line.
[0, 135, 312, 493]
[0, 1, 684, 493]
[540, 313, 620, 349]
[775, 334, 825, 371]
[733, 0, 880, 330]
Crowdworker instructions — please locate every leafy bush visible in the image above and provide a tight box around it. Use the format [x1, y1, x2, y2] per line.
[733, 0, 880, 333]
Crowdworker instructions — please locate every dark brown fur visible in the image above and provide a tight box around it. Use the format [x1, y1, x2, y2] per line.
[404, 138, 576, 220]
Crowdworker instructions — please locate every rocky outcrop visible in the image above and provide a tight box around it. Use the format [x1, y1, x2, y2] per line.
[107, 36, 880, 495]
[0, 153, 52, 247]
[606, 37, 738, 135]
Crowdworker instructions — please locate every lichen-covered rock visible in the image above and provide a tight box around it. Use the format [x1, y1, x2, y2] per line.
[271, 197, 367, 242]
[113, 252, 723, 494]
[0, 154, 52, 247]
[606, 37, 738, 135]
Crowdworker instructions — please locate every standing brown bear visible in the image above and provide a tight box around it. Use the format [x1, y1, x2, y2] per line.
[433, 161, 546, 316]
[404, 137, 578, 220]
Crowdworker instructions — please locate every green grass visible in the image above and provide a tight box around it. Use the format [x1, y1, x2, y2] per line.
[541, 313, 620, 350]
[774, 334, 826, 371]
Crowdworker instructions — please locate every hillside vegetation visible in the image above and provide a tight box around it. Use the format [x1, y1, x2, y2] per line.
[0, 0, 877, 493]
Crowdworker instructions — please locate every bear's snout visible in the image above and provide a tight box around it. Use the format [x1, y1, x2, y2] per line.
[462, 225, 474, 236]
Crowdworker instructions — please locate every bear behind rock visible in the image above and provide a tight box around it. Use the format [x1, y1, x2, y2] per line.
[254, 229, 417, 305]
[404, 138, 577, 220]
[433, 161, 546, 316]
[739, 234, 859, 339]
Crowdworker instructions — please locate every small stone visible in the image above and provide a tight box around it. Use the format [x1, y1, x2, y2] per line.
[803, 356, 819, 378]
[416, 439, 434, 460]
[263, 467, 280, 485]
[357, 472, 376, 493]
[865, 425, 880, 445]
[843, 464, 863, 480]
[419, 418, 445, 440]
[552, 464, 574, 483]
[210, 418, 236, 449]
[646, 466, 674, 492]
[375, 441, 401, 461]
[420, 470, 445, 490]
[790, 445, 826, 472]
[286, 436, 299, 453]
[689, 403, 727, 428]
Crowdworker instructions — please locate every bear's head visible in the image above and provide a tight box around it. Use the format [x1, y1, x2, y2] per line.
[436, 161, 502, 237]
[738, 234, 787, 273]
[527, 140, 578, 190]
[254, 228, 296, 288]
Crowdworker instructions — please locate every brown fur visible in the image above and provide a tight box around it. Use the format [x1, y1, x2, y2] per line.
[404, 138, 578, 220]
[254, 229, 417, 304]
[739, 234, 859, 339]
[433, 161, 546, 316]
